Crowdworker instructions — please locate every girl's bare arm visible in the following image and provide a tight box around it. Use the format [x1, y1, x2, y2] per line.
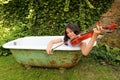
[80, 25, 103, 56]
[46, 38, 62, 54]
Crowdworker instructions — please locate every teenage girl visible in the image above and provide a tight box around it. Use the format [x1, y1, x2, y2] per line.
[46, 23, 103, 56]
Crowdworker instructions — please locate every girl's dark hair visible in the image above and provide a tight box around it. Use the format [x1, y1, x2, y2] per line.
[64, 23, 80, 43]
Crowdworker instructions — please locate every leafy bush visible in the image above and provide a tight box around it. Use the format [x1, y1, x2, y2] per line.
[0, 0, 114, 36]
[90, 44, 120, 65]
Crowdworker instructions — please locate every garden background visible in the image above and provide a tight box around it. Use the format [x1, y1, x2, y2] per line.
[0, 0, 120, 80]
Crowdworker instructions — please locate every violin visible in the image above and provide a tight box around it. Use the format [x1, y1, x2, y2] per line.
[70, 23, 117, 45]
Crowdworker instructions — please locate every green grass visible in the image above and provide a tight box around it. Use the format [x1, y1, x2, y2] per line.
[0, 55, 120, 80]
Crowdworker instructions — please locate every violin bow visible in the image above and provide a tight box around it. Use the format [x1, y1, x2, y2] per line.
[52, 42, 65, 50]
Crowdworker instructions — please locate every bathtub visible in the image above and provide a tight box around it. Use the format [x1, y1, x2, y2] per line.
[3, 36, 83, 69]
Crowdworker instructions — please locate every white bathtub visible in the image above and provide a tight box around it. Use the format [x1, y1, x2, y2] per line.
[2, 36, 89, 69]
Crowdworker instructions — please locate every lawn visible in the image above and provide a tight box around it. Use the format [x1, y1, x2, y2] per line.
[0, 55, 119, 80]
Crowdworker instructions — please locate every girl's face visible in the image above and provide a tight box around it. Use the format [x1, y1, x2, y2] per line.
[66, 28, 77, 39]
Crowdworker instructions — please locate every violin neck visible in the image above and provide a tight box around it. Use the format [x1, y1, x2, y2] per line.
[81, 23, 117, 35]
[70, 23, 117, 45]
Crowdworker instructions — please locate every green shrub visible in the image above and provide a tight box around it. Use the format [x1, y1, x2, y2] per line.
[0, 0, 114, 36]
[90, 44, 120, 65]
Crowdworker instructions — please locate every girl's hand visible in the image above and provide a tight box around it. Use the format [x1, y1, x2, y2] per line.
[46, 43, 53, 54]
[46, 38, 62, 54]
[93, 25, 103, 35]
[46, 47, 53, 54]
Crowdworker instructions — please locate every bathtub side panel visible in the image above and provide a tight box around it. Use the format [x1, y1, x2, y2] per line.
[10, 49, 82, 68]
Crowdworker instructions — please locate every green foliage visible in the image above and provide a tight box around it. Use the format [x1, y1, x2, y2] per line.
[0, 0, 114, 36]
[90, 44, 120, 65]
[84, 0, 94, 9]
